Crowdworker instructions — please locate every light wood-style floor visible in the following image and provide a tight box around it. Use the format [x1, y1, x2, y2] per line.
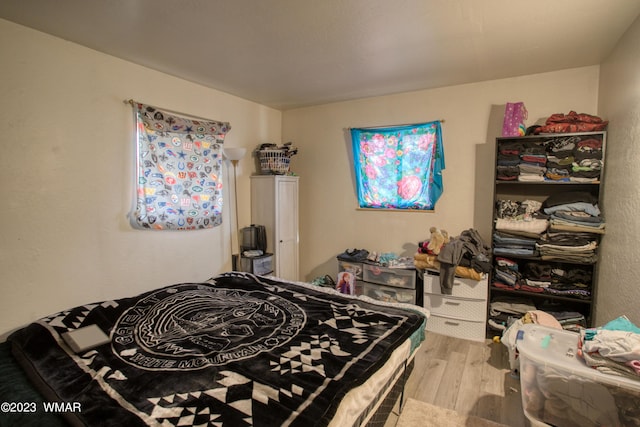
[385, 332, 527, 427]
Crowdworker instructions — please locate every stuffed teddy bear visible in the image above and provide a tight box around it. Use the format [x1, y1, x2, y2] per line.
[426, 226, 449, 255]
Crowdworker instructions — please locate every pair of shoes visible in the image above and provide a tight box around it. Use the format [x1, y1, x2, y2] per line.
[311, 274, 336, 288]
[337, 248, 369, 262]
[323, 274, 335, 287]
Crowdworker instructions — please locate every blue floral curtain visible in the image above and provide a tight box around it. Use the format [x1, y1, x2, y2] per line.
[131, 102, 231, 230]
[350, 121, 445, 210]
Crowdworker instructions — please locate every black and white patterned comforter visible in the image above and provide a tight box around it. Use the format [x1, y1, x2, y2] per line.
[8, 272, 426, 427]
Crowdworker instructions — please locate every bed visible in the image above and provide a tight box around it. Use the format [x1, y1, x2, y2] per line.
[1, 272, 427, 427]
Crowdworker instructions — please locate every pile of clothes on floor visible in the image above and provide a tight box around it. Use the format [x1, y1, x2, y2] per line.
[497, 128, 604, 183]
[512, 315, 640, 427]
[414, 227, 491, 294]
[578, 315, 640, 380]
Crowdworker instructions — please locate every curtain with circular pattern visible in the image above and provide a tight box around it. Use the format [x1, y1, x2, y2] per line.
[131, 102, 231, 230]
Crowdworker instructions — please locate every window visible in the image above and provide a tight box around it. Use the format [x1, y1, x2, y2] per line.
[350, 121, 445, 210]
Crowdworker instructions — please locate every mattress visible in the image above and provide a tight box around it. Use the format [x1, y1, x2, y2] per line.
[4, 272, 428, 426]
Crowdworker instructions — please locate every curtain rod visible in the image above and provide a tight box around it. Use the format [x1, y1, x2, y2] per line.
[123, 99, 224, 123]
[347, 119, 445, 130]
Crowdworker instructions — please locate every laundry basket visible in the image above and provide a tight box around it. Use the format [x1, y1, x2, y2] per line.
[258, 150, 290, 174]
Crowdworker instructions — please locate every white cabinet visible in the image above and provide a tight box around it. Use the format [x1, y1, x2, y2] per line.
[250, 176, 299, 281]
[423, 271, 488, 342]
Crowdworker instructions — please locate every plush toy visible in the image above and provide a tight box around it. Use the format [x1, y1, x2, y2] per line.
[426, 227, 450, 255]
[413, 253, 440, 270]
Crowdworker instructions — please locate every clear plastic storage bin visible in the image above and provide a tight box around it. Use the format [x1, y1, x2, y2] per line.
[337, 260, 364, 280]
[363, 282, 415, 304]
[517, 323, 640, 427]
[363, 264, 415, 289]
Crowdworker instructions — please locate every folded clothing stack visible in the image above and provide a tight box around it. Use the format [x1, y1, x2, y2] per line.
[497, 131, 605, 183]
[542, 191, 605, 236]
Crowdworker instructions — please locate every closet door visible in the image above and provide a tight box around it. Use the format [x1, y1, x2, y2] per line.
[275, 178, 299, 281]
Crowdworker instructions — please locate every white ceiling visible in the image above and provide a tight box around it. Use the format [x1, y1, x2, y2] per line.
[2, 0, 639, 110]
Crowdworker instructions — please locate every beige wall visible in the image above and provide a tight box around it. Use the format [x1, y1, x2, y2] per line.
[0, 19, 281, 334]
[597, 16, 640, 325]
[3, 14, 636, 335]
[283, 67, 600, 282]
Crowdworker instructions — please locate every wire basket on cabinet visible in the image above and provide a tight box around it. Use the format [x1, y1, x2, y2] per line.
[258, 150, 290, 174]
